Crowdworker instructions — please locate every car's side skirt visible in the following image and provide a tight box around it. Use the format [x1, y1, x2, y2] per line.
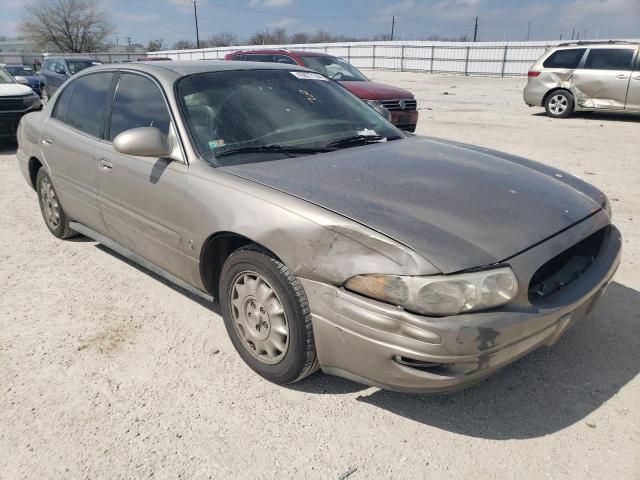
[69, 222, 214, 303]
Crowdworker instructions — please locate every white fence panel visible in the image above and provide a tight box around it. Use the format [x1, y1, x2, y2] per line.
[149, 39, 640, 77]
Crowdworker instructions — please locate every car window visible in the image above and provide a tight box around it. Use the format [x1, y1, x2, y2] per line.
[61, 72, 115, 137]
[67, 60, 102, 74]
[108, 73, 171, 141]
[43, 59, 55, 72]
[274, 55, 298, 65]
[6, 66, 34, 76]
[299, 56, 368, 81]
[0, 67, 15, 84]
[178, 69, 403, 166]
[245, 54, 276, 63]
[584, 48, 635, 71]
[230, 55, 245, 61]
[51, 82, 76, 121]
[543, 48, 586, 69]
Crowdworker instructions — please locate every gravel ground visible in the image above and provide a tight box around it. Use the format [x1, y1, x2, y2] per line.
[1, 72, 639, 480]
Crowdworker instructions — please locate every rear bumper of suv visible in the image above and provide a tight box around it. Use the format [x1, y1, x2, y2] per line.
[301, 218, 621, 393]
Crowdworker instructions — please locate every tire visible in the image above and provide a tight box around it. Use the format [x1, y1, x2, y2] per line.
[219, 245, 319, 384]
[544, 90, 574, 118]
[36, 168, 75, 239]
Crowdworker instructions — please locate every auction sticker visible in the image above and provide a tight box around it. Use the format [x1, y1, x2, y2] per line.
[290, 71, 328, 81]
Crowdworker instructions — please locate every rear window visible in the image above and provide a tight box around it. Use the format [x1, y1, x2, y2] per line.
[543, 48, 586, 69]
[584, 48, 635, 70]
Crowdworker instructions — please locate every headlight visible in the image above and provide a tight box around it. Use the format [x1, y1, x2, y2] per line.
[23, 93, 40, 107]
[345, 267, 518, 317]
[364, 100, 392, 121]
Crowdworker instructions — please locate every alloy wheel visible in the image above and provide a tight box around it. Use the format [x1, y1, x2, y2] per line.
[229, 271, 289, 364]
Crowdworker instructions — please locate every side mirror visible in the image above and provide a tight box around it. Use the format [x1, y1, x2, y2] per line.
[113, 127, 173, 158]
[55, 67, 67, 75]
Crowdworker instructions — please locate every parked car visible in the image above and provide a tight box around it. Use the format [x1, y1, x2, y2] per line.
[3, 64, 42, 97]
[0, 65, 41, 141]
[39, 56, 103, 102]
[17, 61, 620, 393]
[225, 49, 419, 132]
[525, 41, 640, 118]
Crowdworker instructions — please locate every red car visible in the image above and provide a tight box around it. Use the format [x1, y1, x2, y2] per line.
[224, 49, 419, 132]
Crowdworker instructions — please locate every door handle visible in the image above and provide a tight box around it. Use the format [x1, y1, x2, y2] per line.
[98, 158, 113, 172]
[41, 138, 53, 145]
[616, 74, 629, 79]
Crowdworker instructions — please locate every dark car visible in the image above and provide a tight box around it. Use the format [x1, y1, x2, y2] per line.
[4, 64, 42, 97]
[225, 49, 419, 132]
[17, 61, 620, 393]
[39, 56, 103, 102]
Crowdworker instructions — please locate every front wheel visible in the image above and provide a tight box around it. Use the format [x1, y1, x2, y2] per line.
[219, 246, 318, 384]
[545, 90, 574, 118]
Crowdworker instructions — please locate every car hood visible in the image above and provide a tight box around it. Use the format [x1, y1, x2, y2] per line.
[340, 80, 414, 100]
[220, 137, 605, 273]
[0, 83, 34, 96]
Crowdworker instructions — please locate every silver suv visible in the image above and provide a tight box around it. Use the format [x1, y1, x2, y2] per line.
[524, 41, 640, 118]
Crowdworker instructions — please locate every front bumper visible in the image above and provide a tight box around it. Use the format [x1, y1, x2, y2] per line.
[301, 217, 621, 393]
[0, 112, 26, 139]
[390, 110, 419, 132]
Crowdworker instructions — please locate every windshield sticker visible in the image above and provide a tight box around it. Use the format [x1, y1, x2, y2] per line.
[290, 71, 328, 81]
[208, 139, 225, 150]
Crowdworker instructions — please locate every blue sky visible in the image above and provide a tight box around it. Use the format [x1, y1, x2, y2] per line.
[1, 0, 638, 47]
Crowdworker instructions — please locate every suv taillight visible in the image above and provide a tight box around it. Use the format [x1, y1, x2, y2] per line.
[528, 71, 541, 77]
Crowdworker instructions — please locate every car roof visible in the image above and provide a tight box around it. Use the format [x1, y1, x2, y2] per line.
[553, 41, 639, 50]
[87, 59, 311, 77]
[45, 57, 104, 62]
[232, 49, 333, 58]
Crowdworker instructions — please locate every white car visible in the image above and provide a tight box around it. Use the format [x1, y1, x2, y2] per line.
[0, 65, 42, 140]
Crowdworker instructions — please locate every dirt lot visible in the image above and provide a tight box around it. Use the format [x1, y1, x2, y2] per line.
[1, 72, 639, 480]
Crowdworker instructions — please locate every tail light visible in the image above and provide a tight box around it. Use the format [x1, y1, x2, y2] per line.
[528, 71, 541, 77]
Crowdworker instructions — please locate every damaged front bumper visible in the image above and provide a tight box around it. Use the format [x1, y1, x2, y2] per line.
[301, 218, 621, 393]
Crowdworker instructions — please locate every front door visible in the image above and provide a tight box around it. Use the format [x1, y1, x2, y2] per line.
[572, 48, 635, 110]
[96, 72, 188, 277]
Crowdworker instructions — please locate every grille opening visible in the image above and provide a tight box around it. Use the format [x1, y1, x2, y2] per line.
[528, 227, 606, 303]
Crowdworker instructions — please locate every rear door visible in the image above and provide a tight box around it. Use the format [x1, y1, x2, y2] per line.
[96, 72, 188, 276]
[572, 47, 635, 109]
[42, 71, 116, 235]
[624, 48, 640, 111]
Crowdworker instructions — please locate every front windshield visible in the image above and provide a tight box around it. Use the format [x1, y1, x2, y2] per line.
[178, 69, 404, 167]
[0, 67, 15, 84]
[6, 66, 34, 76]
[67, 60, 102, 74]
[299, 56, 368, 82]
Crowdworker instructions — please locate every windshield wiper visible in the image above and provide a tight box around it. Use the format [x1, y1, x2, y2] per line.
[326, 135, 387, 149]
[215, 145, 335, 158]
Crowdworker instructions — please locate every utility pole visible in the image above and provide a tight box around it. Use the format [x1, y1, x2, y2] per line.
[571, 28, 575, 40]
[576, 31, 580, 40]
[390, 16, 395, 41]
[526, 21, 532, 41]
[473, 16, 478, 42]
[193, 0, 200, 49]
[559, 33, 563, 41]
[126, 36, 132, 46]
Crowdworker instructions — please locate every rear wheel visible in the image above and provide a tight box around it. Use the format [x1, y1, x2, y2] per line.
[219, 246, 318, 384]
[36, 169, 75, 239]
[545, 90, 574, 118]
